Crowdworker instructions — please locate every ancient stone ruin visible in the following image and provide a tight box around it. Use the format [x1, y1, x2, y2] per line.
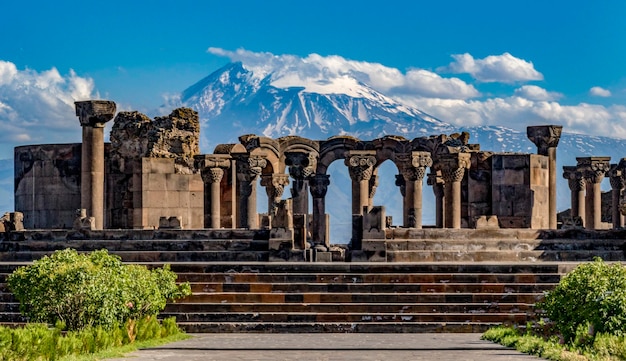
[11, 100, 626, 261]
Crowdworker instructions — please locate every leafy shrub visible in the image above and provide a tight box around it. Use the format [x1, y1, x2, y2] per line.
[7, 249, 191, 331]
[538, 258, 626, 343]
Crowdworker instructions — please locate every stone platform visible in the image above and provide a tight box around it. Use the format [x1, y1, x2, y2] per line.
[0, 228, 624, 332]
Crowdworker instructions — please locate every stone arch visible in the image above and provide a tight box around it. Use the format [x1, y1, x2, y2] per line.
[317, 136, 362, 175]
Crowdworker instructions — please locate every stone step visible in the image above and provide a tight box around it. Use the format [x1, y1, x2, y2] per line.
[386, 250, 626, 262]
[187, 282, 556, 294]
[384, 238, 626, 251]
[162, 262, 572, 274]
[0, 239, 269, 252]
[164, 302, 535, 313]
[180, 292, 542, 304]
[175, 272, 562, 284]
[161, 312, 530, 324]
[0, 251, 270, 263]
[174, 322, 496, 333]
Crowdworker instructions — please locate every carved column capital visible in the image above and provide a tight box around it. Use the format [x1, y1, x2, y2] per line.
[195, 154, 231, 183]
[261, 173, 290, 193]
[236, 154, 267, 182]
[309, 174, 330, 199]
[434, 153, 471, 183]
[285, 151, 316, 179]
[563, 166, 585, 192]
[75, 100, 116, 128]
[527, 125, 563, 155]
[608, 165, 626, 191]
[577, 156, 611, 184]
[346, 151, 376, 182]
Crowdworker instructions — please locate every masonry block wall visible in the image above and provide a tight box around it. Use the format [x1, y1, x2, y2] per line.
[492, 153, 549, 229]
[14, 144, 81, 229]
[131, 158, 204, 229]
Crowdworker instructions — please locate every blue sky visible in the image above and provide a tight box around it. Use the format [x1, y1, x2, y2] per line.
[1, 0, 626, 159]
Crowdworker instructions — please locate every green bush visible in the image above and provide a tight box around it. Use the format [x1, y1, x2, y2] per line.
[538, 258, 626, 343]
[7, 249, 191, 331]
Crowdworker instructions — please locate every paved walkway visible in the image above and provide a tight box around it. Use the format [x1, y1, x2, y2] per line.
[109, 333, 542, 360]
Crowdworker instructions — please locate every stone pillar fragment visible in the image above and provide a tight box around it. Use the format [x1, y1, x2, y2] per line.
[609, 159, 626, 228]
[527, 125, 563, 229]
[399, 151, 432, 228]
[436, 153, 470, 229]
[285, 152, 316, 215]
[428, 172, 445, 228]
[310, 174, 330, 248]
[75, 100, 116, 230]
[235, 155, 267, 229]
[346, 151, 377, 215]
[577, 157, 610, 230]
[563, 166, 586, 226]
[195, 154, 231, 228]
[261, 173, 290, 217]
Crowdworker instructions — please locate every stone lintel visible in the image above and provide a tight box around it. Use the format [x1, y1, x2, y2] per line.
[526, 125, 563, 154]
[75, 100, 116, 128]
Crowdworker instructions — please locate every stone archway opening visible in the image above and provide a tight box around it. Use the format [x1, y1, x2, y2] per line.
[325, 161, 352, 244]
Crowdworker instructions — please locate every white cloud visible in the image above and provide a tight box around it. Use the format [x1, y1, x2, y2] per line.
[514, 85, 563, 101]
[0, 61, 97, 158]
[400, 95, 626, 139]
[439, 52, 544, 83]
[208, 47, 478, 100]
[589, 86, 611, 97]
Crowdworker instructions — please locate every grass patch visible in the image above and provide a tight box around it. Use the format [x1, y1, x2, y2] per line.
[57, 332, 191, 361]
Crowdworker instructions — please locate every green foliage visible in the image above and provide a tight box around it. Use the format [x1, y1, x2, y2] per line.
[0, 316, 183, 361]
[538, 258, 626, 344]
[7, 249, 191, 331]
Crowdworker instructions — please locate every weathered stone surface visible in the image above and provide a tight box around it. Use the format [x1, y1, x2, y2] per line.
[110, 108, 200, 174]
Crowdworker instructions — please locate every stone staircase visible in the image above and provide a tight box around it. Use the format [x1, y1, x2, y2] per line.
[0, 228, 624, 332]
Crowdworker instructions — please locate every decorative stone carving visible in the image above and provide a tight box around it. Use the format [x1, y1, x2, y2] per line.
[436, 153, 471, 183]
[285, 152, 316, 179]
[236, 155, 267, 184]
[309, 174, 330, 199]
[563, 166, 585, 192]
[577, 157, 610, 184]
[527, 125, 563, 155]
[196, 155, 231, 183]
[262, 174, 290, 215]
[346, 154, 376, 182]
[395, 174, 406, 197]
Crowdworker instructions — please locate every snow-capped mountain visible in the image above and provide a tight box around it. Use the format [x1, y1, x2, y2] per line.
[179, 62, 454, 146]
[176, 61, 626, 242]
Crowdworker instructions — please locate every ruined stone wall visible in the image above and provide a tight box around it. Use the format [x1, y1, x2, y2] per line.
[14, 144, 81, 229]
[106, 108, 202, 229]
[491, 153, 549, 229]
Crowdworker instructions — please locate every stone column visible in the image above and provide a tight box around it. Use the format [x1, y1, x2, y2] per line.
[563, 166, 586, 225]
[261, 173, 290, 216]
[577, 157, 610, 229]
[400, 152, 432, 228]
[235, 155, 267, 229]
[346, 151, 377, 215]
[609, 160, 626, 228]
[310, 174, 330, 247]
[428, 172, 445, 228]
[527, 125, 563, 229]
[436, 153, 470, 229]
[395, 174, 407, 225]
[285, 152, 316, 215]
[195, 154, 231, 228]
[75, 100, 116, 230]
